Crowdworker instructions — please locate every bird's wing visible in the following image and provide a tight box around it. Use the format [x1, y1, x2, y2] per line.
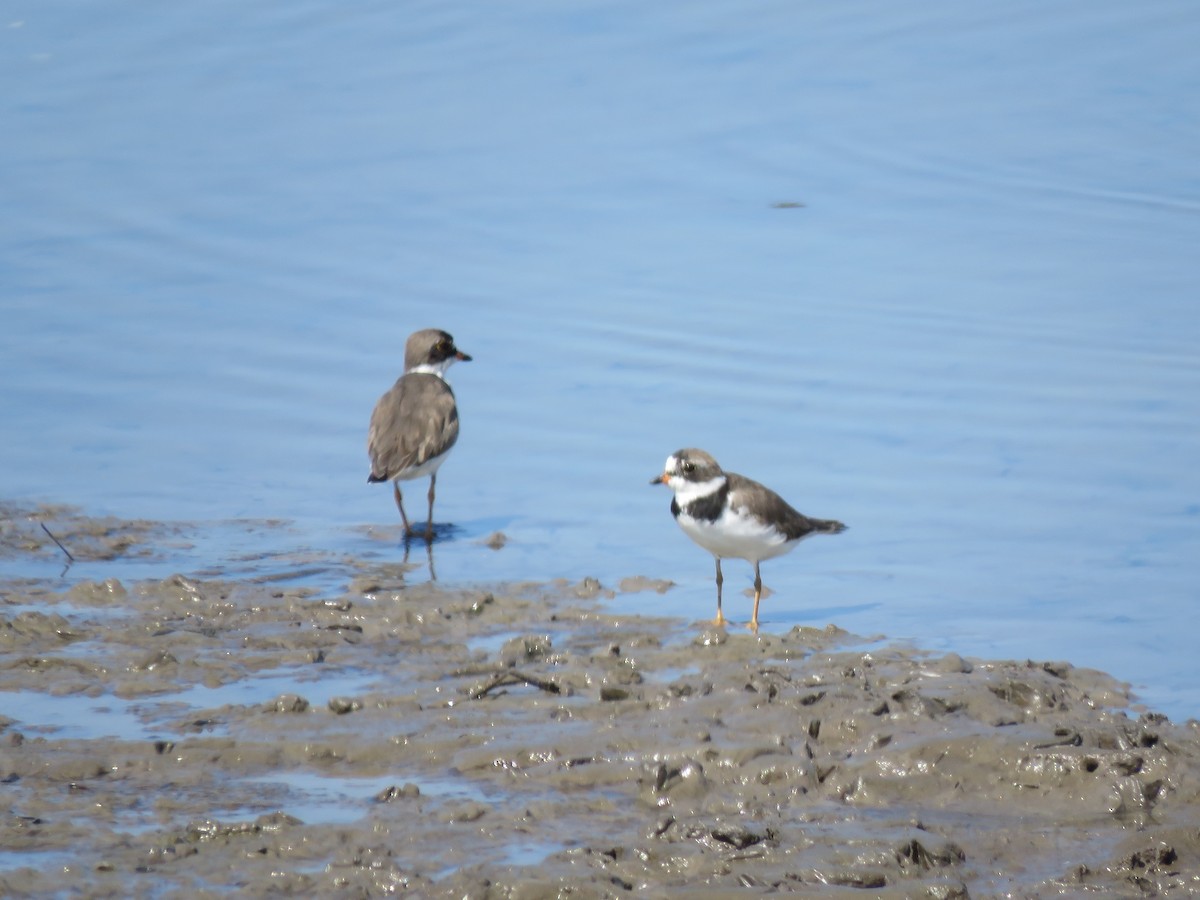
[367, 374, 460, 479]
[726, 472, 819, 541]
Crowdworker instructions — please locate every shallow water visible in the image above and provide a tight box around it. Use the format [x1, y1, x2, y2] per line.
[3, 0, 1199, 731]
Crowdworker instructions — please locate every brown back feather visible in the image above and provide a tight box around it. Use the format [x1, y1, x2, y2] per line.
[726, 472, 845, 540]
[367, 373, 459, 479]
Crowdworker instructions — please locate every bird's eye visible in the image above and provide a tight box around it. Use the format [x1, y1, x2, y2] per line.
[436, 341, 449, 353]
[682, 461, 695, 474]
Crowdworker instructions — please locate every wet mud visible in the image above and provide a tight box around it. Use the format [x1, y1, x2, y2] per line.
[3, 506, 1200, 897]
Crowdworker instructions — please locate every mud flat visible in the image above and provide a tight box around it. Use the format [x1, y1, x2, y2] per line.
[2, 507, 1200, 897]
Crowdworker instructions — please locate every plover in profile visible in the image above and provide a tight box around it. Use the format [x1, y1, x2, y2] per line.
[651, 448, 845, 631]
[368, 329, 471, 539]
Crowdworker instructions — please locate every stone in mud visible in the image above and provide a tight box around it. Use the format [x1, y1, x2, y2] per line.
[499, 634, 553, 666]
[266, 694, 309, 713]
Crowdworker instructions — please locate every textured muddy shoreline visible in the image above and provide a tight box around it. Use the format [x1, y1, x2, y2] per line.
[2, 508, 1200, 897]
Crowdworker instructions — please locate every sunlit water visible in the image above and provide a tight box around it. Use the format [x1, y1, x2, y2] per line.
[3, 0, 1199, 745]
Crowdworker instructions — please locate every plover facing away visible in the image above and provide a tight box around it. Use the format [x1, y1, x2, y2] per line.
[368, 329, 471, 539]
[651, 448, 845, 631]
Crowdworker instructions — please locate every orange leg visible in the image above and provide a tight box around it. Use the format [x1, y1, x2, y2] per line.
[713, 558, 726, 626]
[749, 561, 763, 633]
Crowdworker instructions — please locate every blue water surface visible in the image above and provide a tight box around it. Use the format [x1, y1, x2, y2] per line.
[2, 0, 1199, 718]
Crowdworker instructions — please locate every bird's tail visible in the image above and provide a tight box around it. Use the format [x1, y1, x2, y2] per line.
[813, 518, 847, 535]
[367, 472, 389, 484]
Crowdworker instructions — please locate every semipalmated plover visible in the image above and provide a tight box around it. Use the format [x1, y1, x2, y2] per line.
[368, 329, 471, 539]
[651, 448, 845, 631]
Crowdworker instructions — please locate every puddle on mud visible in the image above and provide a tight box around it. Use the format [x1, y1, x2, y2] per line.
[3, 506, 1200, 896]
[238, 770, 489, 826]
[2, 690, 154, 741]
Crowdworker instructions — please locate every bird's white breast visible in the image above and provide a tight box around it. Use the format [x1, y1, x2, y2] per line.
[393, 447, 451, 481]
[675, 505, 803, 563]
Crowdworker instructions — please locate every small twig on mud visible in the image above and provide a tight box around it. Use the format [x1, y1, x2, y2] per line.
[1034, 730, 1083, 750]
[40, 522, 75, 563]
[468, 669, 561, 700]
